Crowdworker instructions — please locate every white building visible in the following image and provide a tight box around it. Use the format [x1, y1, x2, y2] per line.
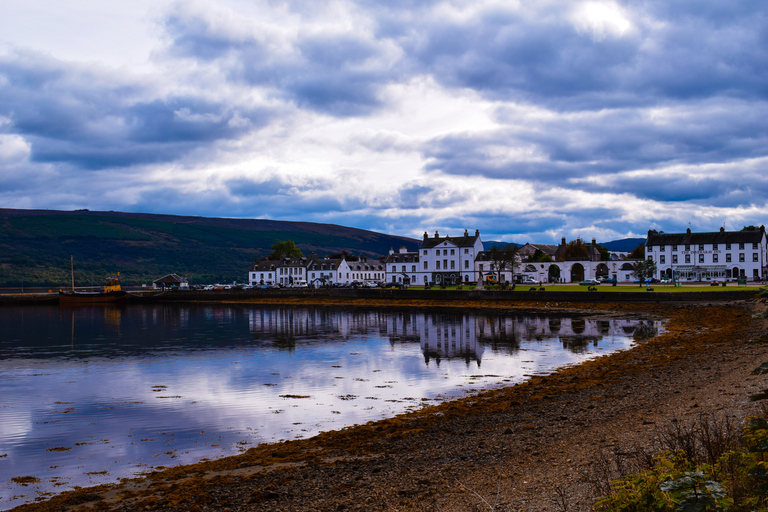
[418, 230, 484, 285]
[646, 226, 767, 282]
[307, 258, 352, 286]
[249, 256, 353, 287]
[346, 256, 386, 285]
[385, 247, 420, 285]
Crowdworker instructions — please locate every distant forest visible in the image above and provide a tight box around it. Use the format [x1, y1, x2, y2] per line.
[0, 209, 418, 287]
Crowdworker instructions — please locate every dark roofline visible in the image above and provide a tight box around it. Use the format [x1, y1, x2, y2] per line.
[646, 226, 765, 246]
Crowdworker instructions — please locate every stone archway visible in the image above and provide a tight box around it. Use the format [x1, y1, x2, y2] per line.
[548, 264, 561, 282]
[596, 263, 609, 279]
[570, 263, 585, 282]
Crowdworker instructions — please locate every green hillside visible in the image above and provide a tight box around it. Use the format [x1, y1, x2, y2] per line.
[0, 209, 419, 287]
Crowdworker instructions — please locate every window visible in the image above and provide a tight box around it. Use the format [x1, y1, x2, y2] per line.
[673, 255, 678, 264]
[685, 244, 690, 251]
[412, 265, 416, 272]
[726, 243, 731, 250]
[699, 244, 704, 251]
[423, 250, 428, 255]
[450, 249, 455, 255]
[424, 261, 428, 270]
[713, 254, 718, 263]
[672, 244, 678, 251]
[754, 243, 759, 249]
[464, 260, 469, 269]
[739, 253, 745, 262]
[739, 243, 745, 250]
[443, 259, 448, 269]
[685, 254, 691, 263]
[660, 255, 666, 264]
[436, 261, 441, 270]
[699, 254, 705, 263]
[660, 245, 665, 251]
[479, 264, 484, 272]
[451, 260, 455, 269]
[464, 248, 469, 254]
[726, 254, 732, 262]
[713, 243, 718, 250]
[754, 253, 759, 262]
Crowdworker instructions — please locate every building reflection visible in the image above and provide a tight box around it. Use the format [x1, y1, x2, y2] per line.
[247, 308, 662, 365]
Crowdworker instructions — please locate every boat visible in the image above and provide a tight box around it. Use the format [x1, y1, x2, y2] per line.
[59, 257, 127, 304]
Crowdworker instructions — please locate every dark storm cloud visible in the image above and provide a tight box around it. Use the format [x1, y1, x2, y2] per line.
[0, 51, 271, 170]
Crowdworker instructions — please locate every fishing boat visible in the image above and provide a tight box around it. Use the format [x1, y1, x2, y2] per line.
[59, 257, 127, 304]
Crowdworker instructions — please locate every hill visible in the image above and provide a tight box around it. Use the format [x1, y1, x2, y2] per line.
[599, 237, 646, 252]
[0, 209, 419, 287]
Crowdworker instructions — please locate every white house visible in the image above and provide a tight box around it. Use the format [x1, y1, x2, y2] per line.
[646, 226, 767, 282]
[418, 230, 484, 285]
[306, 257, 352, 286]
[346, 256, 386, 285]
[385, 247, 420, 285]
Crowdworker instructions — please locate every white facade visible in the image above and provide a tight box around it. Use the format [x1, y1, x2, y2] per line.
[249, 257, 353, 287]
[646, 227, 767, 282]
[385, 247, 420, 285]
[418, 230, 484, 285]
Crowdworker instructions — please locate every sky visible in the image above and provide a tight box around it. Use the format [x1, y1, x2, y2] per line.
[1, 0, 767, 244]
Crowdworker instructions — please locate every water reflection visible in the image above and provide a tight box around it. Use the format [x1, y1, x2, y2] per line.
[0, 304, 662, 510]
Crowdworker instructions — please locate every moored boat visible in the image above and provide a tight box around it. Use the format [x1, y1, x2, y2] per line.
[59, 257, 127, 304]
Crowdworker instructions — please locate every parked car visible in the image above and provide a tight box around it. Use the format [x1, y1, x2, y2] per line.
[579, 279, 600, 286]
[603, 277, 617, 284]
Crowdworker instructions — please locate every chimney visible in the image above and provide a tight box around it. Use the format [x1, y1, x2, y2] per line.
[475, 229, 479, 237]
[720, 227, 725, 233]
[389, 247, 394, 255]
[423, 232, 428, 241]
[592, 238, 596, 246]
[434, 231, 439, 238]
[464, 229, 468, 237]
[561, 237, 566, 246]
[399, 246, 407, 254]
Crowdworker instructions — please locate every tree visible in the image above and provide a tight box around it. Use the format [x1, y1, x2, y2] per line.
[487, 244, 520, 285]
[632, 259, 658, 286]
[530, 248, 553, 262]
[269, 240, 302, 260]
[628, 243, 645, 259]
[594, 244, 610, 261]
[559, 239, 589, 261]
[742, 226, 760, 231]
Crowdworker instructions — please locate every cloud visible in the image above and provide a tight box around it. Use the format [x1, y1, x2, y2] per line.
[1, 0, 768, 244]
[0, 50, 273, 170]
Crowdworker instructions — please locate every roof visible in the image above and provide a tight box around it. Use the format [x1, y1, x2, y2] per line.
[153, 273, 184, 284]
[386, 252, 419, 263]
[420, 229, 481, 250]
[646, 227, 766, 246]
[519, 243, 558, 257]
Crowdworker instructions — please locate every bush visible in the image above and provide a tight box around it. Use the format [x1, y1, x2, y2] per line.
[594, 412, 768, 511]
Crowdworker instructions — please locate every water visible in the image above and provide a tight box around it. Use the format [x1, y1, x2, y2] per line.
[0, 304, 661, 509]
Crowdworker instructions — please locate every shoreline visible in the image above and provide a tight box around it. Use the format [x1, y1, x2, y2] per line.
[8, 298, 768, 511]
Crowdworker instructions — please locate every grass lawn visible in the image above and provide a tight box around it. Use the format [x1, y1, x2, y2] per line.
[404, 283, 765, 293]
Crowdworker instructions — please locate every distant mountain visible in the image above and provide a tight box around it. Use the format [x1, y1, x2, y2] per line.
[0, 209, 418, 287]
[599, 238, 646, 253]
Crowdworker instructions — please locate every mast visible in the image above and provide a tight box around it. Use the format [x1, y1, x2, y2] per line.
[71, 255, 74, 292]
